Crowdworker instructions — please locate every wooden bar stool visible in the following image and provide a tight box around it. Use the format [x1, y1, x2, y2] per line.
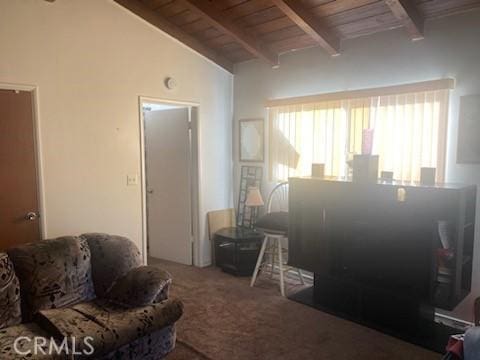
[250, 182, 304, 296]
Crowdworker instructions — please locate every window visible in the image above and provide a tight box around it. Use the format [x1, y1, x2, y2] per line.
[268, 87, 449, 182]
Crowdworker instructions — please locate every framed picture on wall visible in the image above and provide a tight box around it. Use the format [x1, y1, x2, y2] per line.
[457, 95, 480, 164]
[239, 118, 264, 162]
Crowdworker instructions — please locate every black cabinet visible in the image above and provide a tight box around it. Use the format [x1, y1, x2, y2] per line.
[214, 227, 264, 276]
[289, 177, 476, 324]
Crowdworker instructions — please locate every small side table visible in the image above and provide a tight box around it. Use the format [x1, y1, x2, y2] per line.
[214, 227, 264, 276]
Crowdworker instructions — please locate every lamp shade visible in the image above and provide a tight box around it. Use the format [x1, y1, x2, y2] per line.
[245, 187, 264, 207]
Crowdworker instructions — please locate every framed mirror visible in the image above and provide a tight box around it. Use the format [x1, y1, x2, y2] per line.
[239, 118, 264, 162]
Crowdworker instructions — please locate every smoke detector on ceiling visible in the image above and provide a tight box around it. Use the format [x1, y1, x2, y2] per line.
[164, 77, 177, 90]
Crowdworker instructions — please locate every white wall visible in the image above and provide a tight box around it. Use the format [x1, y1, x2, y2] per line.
[0, 0, 233, 266]
[233, 10, 480, 322]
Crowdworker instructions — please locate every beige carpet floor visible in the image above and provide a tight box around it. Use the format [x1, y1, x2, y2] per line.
[152, 258, 440, 360]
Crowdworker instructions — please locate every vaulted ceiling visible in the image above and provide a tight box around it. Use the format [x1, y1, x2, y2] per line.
[114, 0, 480, 73]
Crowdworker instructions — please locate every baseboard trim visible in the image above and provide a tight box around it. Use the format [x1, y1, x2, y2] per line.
[435, 313, 473, 330]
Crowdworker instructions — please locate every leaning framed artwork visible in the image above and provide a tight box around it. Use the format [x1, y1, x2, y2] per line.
[239, 118, 264, 162]
[457, 95, 480, 164]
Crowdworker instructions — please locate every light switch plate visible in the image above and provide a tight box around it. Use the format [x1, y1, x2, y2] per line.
[127, 174, 138, 186]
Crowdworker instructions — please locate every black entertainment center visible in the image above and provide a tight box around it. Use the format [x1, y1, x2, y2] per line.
[288, 176, 477, 350]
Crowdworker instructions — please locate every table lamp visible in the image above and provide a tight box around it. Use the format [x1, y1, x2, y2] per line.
[245, 187, 264, 228]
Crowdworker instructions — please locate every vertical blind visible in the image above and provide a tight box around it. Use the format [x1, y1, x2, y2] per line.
[268, 89, 449, 182]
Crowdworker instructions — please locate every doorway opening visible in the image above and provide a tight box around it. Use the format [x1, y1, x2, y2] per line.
[139, 98, 199, 266]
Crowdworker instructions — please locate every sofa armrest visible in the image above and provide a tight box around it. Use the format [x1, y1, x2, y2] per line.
[104, 266, 172, 307]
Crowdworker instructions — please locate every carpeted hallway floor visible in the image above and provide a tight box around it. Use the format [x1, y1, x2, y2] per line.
[150, 258, 440, 360]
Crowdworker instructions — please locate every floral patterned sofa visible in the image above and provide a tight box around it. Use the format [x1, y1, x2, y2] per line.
[0, 233, 183, 359]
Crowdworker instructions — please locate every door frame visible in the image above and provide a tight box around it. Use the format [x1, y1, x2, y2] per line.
[138, 96, 200, 266]
[0, 82, 47, 239]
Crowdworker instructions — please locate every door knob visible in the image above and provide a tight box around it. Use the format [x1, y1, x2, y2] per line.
[25, 212, 38, 221]
[147, 189, 154, 194]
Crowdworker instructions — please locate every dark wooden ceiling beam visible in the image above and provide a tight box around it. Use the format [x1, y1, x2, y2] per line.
[181, 0, 279, 66]
[271, 0, 340, 56]
[385, 0, 424, 40]
[114, 0, 234, 73]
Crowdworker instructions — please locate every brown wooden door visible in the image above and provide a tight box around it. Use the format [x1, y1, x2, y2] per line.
[0, 89, 40, 251]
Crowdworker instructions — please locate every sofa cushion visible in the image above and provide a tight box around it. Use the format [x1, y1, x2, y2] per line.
[104, 266, 172, 307]
[36, 299, 183, 357]
[7, 236, 95, 322]
[82, 233, 142, 298]
[0, 253, 21, 329]
[0, 322, 60, 359]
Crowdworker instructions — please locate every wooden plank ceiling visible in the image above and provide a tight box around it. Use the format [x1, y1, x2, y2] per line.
[115, 0, 480, 72]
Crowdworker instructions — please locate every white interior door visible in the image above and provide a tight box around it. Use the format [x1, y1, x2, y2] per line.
[145, 108, 192, 265]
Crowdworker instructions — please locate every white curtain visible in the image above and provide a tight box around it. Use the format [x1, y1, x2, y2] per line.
[268, 89, 449, 182]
